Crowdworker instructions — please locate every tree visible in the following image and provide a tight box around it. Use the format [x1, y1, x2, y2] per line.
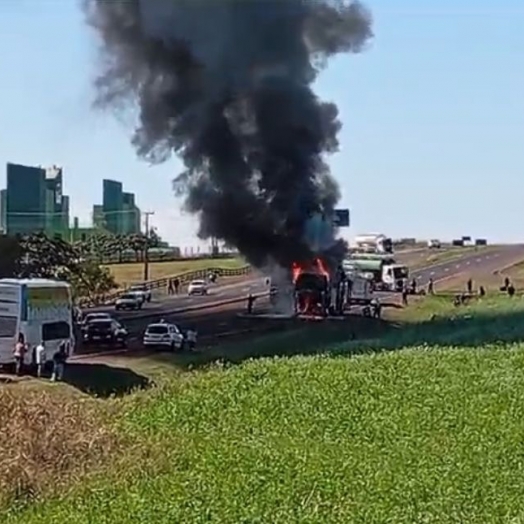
[15, 233, 117, 299]
[0, 235, 23, 278]
[65, 260, 117, 302]
[18, 233, 79, 279]
[128, 233, 147, 262]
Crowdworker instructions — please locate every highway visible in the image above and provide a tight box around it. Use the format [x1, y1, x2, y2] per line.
[410, 244, 524, 287]
[75, 245, 524, 356]
[88, 276, 269, 318]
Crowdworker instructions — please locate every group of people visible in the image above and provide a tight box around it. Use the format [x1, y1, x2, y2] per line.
[167, 277, 181, 295]
[13, 333, 70, 381]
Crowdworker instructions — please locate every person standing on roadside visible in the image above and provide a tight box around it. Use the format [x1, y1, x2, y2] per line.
[35, 341, 46, 378]
[174, 278, 180, 295]
[401, 285, 408, 306]
[427, 277, 434, 295]
[185, 328, 197, 351]
[13, 333, 27, 376]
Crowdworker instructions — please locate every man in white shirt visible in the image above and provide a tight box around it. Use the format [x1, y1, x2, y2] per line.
[35, 341, 46, 378]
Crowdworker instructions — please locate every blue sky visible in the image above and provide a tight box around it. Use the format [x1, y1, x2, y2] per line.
[0, 0, 523, 248]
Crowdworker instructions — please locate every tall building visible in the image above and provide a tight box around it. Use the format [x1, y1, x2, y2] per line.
[6, 163, 47, 235]
[100, 180, 141, 235]
[92, 204, 106, 230]
[45, 165, 69, 238]
[122, 192, 141, 235]
[0, 189, 6, 232]
[61, 195, 70, 237]
[102, 179, 123, 235]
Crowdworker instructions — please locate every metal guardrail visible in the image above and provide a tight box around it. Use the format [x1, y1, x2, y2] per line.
[77, 265, 252, 308]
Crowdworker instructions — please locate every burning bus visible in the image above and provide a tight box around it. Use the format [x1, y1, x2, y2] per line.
[292, 258, 331, 316]
[290, 257, 374, 317]
[291, 258, 352, 317]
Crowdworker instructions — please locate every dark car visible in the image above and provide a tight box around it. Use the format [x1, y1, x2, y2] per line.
[84, 319, 128, 347]
[80, 312, 112, 334]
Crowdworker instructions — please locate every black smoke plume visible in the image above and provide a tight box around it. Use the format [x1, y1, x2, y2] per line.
[85, 0, 372, 268]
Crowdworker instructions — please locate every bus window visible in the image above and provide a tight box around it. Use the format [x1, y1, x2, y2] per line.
[0, 316, 17, 338]
[42, 321, 71, 341]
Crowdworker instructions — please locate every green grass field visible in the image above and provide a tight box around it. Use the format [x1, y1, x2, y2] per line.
[105, 257, 246, 286]
[4, 294, 524, 523]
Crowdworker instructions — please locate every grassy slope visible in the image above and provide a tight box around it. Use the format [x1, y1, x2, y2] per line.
[105, 257, 245, 286]
[5, 295, 524, 523]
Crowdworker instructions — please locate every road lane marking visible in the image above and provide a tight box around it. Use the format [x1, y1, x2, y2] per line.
[444, 268, 449, 271]
[430, 271, 435, 275]
[455, 264, 460, 268]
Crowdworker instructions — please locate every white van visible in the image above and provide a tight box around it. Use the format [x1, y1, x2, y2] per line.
[0, 278, 75, 366]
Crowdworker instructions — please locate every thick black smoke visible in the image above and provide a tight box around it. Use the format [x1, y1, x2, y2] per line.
[85, 0, 372, 268]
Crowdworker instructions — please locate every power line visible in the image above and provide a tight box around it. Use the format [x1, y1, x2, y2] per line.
[143, 211, 155, 281]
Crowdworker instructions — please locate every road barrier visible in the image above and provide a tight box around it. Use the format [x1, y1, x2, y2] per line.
[77, 265, 252, 308]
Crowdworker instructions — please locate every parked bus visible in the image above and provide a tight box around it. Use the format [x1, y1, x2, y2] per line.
[0, 279, 75, 366]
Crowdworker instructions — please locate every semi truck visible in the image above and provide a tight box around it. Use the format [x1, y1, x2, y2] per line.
[0, 278, 75, 366]
[354, 233, 394, 254]
[343, 256, 408, 292]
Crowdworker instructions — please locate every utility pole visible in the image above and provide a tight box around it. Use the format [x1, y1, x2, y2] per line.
[143, 211, 155, 282]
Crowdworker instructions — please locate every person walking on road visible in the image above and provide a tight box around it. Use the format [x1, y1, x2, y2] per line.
[185, 328, 197, 351]
[51, 342, 68, 382]
[13, 334, 27, 376]
[467, 278, 473, 294]
[35, 341, 46, 378]
[167, 279, 174, 295]
[247, 293, 256, 314]
[174, 278, 180, 295]
[427, 278, 434, 295]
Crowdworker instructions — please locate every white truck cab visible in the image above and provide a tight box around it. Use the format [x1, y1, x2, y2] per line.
[0, 279, 75, 366]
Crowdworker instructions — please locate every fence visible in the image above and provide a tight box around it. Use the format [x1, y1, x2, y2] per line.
[77, 265, 252, 308]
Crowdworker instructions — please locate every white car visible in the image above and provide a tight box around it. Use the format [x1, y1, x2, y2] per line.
[115, 292, 143, 311]
[143, 322, 184, 350]
[129, 284, 151, 303]
[187, 280, 208, 296]
[427, 239, 441, 249]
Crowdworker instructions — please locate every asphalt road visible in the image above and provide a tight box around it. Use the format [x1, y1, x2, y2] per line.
[75, 245, 524, 356]
[88, 276, 269, 320]
[409, 245, 524, 287]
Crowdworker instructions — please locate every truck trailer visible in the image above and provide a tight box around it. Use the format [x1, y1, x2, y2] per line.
[343, 257, 408, 292]
[354, 233, 394, 254]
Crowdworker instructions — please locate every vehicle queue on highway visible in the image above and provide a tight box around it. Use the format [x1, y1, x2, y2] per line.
[76, 277, 214, 352]
[3, 244, 523, 374]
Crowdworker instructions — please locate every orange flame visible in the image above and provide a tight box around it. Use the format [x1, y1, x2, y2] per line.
[291, 258, 330, 284]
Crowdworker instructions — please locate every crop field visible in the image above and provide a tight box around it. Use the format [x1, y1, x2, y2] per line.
[105, 257, 245, 286]
[3, 294, 524, 523]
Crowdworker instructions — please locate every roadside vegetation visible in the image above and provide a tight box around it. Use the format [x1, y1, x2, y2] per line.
[0, 232, 245, 299]
[107, 256, 246, 286]
[3, 293, 524, 522]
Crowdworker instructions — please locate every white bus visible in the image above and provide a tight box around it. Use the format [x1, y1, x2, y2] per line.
[0, 279, 75, 366]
